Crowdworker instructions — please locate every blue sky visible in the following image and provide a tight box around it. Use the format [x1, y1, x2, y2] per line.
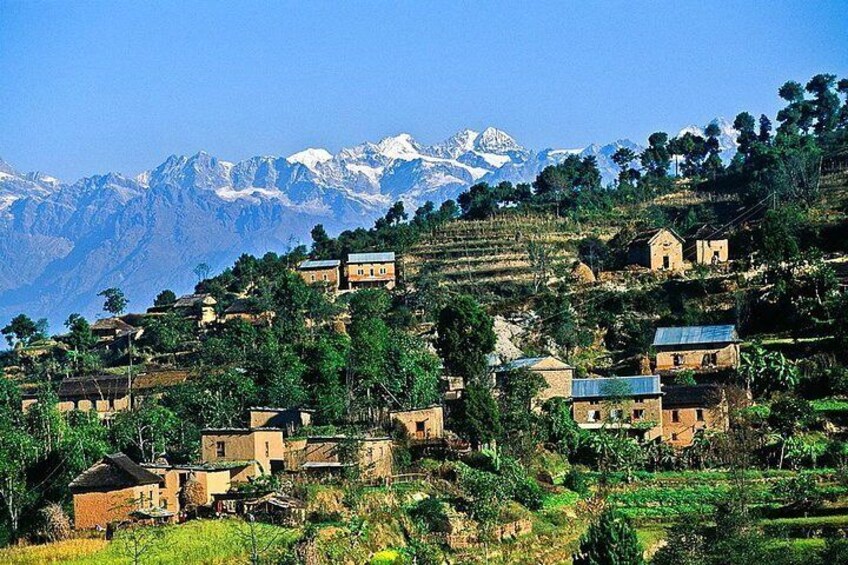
[1, 1, 846, 181]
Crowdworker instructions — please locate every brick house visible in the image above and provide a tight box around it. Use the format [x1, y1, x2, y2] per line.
[70, 453, 169, 529]
[662, 384, 729, 447]
[494, 356, 574, 408]
[389, 405, 444, 442]
[345, 252, 396, 290]
[142, 462, 249, 514]
[627, 228, 685, 271]
[201, 428, 300, 477]
[685, 224, 729, 265]
[571, 376, 664, 441]
[298, 259, 341, 290]
[653, 325, 740, 372]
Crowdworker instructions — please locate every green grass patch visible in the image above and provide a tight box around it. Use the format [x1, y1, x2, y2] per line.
[0, 519, 298, 565]
[811, 398, 848, 414]
[542, 490, 580, 510]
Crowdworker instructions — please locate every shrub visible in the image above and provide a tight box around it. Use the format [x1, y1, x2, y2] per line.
[563, 467, 589, 496]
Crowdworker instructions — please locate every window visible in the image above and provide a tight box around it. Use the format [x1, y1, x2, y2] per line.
[671, 433, 679, 441]
[587, 410, 600, 422]
[663, 255, 671, 269]
[702, 353, 718, 367]
[265, 441, 270, 458]
[322, 274, 328, 281]
[671, 410, 680, 423]
[310, 274, 315, 282]
[357, 269, 363, 275]
[633, 409, 644, 421]
[673, 354, 684, 367]
[216, 441, 226, 457]
[610, 409, 622, 422]
[589, 399, 600, 406]
[162, 498, 168, 509]
[712, 250, 720, 264]
[696, 409, 705, 422]
[379, 267, 386, 274]
[370, 268, 374, 276]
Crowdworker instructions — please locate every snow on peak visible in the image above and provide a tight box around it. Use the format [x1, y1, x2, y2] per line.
[474, 127, 521, 154]
[375, 133, 421, 159]
[287, 148, 333, 169]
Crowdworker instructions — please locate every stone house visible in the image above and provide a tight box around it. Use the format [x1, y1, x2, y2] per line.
[627, 228, 685, 271]
[389, 405, 444, 442]
[345, 252, 396, 290]
[571, 375, 664, 441]
[301, 436, 393, 480]
[662, 384, 730, 447]
[172, 293, 218, 325]
[21, 370, 191, 420]
[222, 298, 275, 325]
[653, 325, 740, 372]
[70, 453, 170, 529]
[494, 356, 574, 408]
[298, 259, 341, 290]
[91, 317, 139, 343]
[200, 428, 299, 477]
[685, 224, 729, 265]
[142, 462, 248, 514]
[248, 406, 313, 434]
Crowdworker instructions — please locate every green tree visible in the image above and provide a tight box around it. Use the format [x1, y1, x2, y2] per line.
[98, 287, 128, 316]
[497, 367, 547, 458]
[435, 295, 496, 382]
[640, 132, 671, 178]
[2, 314, 48, 348]
[111, 401, 179, 463]
[153, 289, 177, 307]
[454, 383, 501, 449]
[63, 314, 98, 352]
[572, 508, 644, 565]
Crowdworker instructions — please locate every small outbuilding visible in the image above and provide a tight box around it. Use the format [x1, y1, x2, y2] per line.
[685, 224, 729, 265]
[298, 259, 342, 290]
[390, 405, 445, 442]
[662, 384, 729, 447]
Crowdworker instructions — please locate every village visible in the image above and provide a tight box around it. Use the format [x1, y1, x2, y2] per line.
[1, 70, 848, 565]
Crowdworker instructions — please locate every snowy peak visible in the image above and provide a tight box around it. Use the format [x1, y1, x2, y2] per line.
[677, 117, 738, 152]
[375, 133, 422, 160]
[473, 127, 522, 154]
[287, 148, 332, 170]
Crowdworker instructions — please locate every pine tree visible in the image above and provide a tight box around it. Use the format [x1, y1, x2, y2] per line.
[572, 508, 644, 565]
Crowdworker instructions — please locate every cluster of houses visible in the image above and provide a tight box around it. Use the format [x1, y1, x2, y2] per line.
[297, 252, 396, 291]
[626, 224, 728, 271]
[66, 322, 739, 530]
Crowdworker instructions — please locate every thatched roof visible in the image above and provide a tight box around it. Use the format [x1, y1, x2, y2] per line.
[69, 453, 162, 493]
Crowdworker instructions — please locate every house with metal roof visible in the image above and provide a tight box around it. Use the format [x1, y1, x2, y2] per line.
[570, 376, 664, 441]
[652, 325, 740, 372]
[345, 251, 396, 290]
[298, 259, 342, 291]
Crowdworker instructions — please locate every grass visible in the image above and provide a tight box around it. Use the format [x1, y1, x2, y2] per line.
[0, 519, 298, 565]
[542, 490, 580, 510]
[811, 398, 848, 414]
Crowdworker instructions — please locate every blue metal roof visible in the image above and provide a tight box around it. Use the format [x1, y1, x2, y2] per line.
[652, 325, 738, 347]
[347, 252, 395, 264]
[572, 376, 661, 399]
[299, 259, 340, 269]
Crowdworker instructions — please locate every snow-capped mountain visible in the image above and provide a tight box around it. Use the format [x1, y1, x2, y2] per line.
[0, 120, 737, 325]
[676, 117, 739, 162]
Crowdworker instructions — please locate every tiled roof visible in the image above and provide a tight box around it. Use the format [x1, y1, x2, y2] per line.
[299, 259, 340, 269]
[173, 293, 216, 308]
[347, 252, 395, 264]
[69, 453, 162, 492]
[652, 325, 738, 347]
[572, 376, 661, 399]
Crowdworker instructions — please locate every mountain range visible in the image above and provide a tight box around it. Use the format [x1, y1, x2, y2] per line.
[0, 119, 737, 327]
